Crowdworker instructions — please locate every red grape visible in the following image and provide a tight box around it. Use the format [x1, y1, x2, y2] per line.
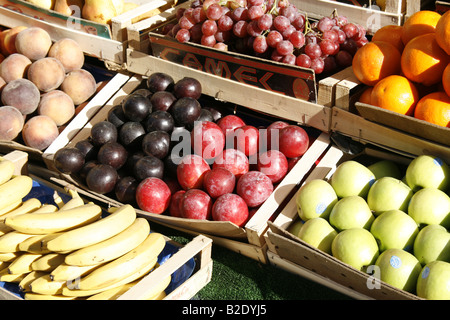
[176, 28, 190, 43]
[218, 14, 233, 31]
[273, 15, 290, 32]
[289, 30, 305, 48]
[342, 23, 358, 38]
[192, 6, 207, 23]
[304, 42, 322, 59]
[247, 20, 262, 37]
[231, 7, 249, 21]
[296, 53, 312, 68]
[202, 19, 218, 36]
[276, 40, 294, 55]
[253, 35, 268, 53]
[248, 5, 264, 20]
[310, 57, 325, 74]
[335, 50, 352, 67]
[179, 15, 195, 29]
[206, 3, 223, 20]
[266, 30, 283, 48]
[282, 53, 296, 65]
[201, 34, 217, 47]
[233, 20, 248, 38]
[257, 13, 273, 31]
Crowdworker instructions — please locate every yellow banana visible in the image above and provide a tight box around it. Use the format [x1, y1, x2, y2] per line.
[50, 263, 104, 282]
[4, 203, 102, 234]
[0, 198, 42, 221]
[24, 293, 78, 300]
[0, 158, 15, 186]
[19, 233, 63, 254]
[31, 253, 66, 272]
[0, 176, 33, 212]
[114, 275, 171, 300]
[86, 281, 138, 300]
[8, 253, 42, 274]
[29, 274, 66, 295]
[0, 231, 38, 253]
[47, 204, 136, 253]
[30, 204, 58, 214]
[62, 258, 158, 297]
[0, 252, 20, 262]
[0, 200, 22, 216]
[76, 232, 165, 291]
[65, 217, 150, 266]
[0, 222, 13, 237]
[59, 189, 84, 211]
[19, 270, 47, 292]
[0, 268, 27, 282]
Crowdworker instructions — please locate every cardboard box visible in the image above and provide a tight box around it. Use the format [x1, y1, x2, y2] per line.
[0, 0, 177, 65]
[266, 143, 428, 300]
[39, 72, 332, 263]
[0, 153, 213, 300]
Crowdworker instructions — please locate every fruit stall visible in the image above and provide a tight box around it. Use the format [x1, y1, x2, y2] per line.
[0, 0, 448, 303]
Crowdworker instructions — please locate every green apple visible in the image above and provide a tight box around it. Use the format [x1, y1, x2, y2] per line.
[405, 155, 450, 192]
[368, 160, 402, 180]
[416, 260, 450, 300]
[296, 179, 338, 221]
[328, 195, 375, 231]
[297, 217, 338, 254]
[413, 224, 450, 266]
[374, 248, 422, 293]
[287, 219, 304, 237]
[330, 161, 376, 198]
[331, 228, 379, 271]
[367, 177, 413, 216]
[370, 209, 419, 252]
[408, 187, 450, 229]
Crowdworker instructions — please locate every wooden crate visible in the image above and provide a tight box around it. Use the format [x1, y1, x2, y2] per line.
[0, 151, 213, 300]
[39, 71, 333, 263]
[265, 144, 428, 300]
[436, 1, 450, 13]
[0, 70, 130, 165]
[292, 0, 429, 35]
[0, 0, 177, 66]
[331, 107, 450, 163]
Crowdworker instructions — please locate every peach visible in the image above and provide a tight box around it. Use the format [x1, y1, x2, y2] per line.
[15, 27, 52, 61]
[1, 78, 41, 115]
[38, 90, 75, 126]
[0, 106, 24, 141]
[60, 69, 96, 105]
[22, 115, 59, 150]
[3, 26, 27, 55]
[0, 76, 5, 93]
[27, 57, 66, 92]
[48, 38, 85, 72]
[0, 53, 32, 83]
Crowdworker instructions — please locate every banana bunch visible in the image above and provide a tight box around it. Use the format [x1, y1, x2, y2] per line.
[0, 160, 169, 300]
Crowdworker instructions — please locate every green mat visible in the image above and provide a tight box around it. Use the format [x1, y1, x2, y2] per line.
[152, 224, 352, 300]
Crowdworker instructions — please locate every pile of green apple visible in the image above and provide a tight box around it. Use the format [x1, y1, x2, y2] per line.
[291, 154, 450, 300]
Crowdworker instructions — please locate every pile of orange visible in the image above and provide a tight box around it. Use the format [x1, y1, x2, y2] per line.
[352, 10, 450, 128]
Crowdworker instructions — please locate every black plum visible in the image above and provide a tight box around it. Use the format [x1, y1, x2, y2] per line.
[142, 130, 171, 159]
[115, 175, 139, 204]
[119, 121, 146, 149]
[133, 155, 164, 180]
[97, 142, 128, 169]
[74, 139, 97, 162]
[170, 97, 201, 127]
[143, 110, 174, 133]
[121, 93, 152, 122]
[173, 77, 202, 99]
[86, 164, 119, 194]
[150, 91, 177, 112]
[133, 88, 152, 99]
[107, 105, 127, 128]
[90, 121, 118, 146]
[146, 72, 175, 93]
[53, 147, 85, 174]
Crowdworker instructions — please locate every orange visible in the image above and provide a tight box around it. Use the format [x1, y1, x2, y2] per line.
[372, 25, 404, 53]
[443, 63, 450, 97]
[358, 86, 373, 104]
[401, 33, 450, 86]
[414, 91, 450, 127]
[401, 10, 441, 45]
[370, 75, 419, 116]
[436, 10, 450, 55]
[352, 41, 401, 86]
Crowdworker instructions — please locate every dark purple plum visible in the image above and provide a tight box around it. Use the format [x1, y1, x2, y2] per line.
[143, 110, 174, 133]
[142, 130, 171, 159]
[107, 105, 127, 128]
[74, 139, 97, 161]
[119, 121, 145, 149]
[53, 147, 85, 174]
[97, 142, 128, 169]
[133, 155, 164, 180]
[121, 93, 152, 122]
[173, 77, 202, 99]
[86, 164, 118, 194]
[90, 121, 118, 146]
[150, 91, 177, 112]
[170, 97, 201, 127]
[115, 175, 139, 204]
[146, 72, 175, 93]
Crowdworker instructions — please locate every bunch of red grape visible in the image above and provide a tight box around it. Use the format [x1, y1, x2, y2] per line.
[161, 0, 368, 75]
